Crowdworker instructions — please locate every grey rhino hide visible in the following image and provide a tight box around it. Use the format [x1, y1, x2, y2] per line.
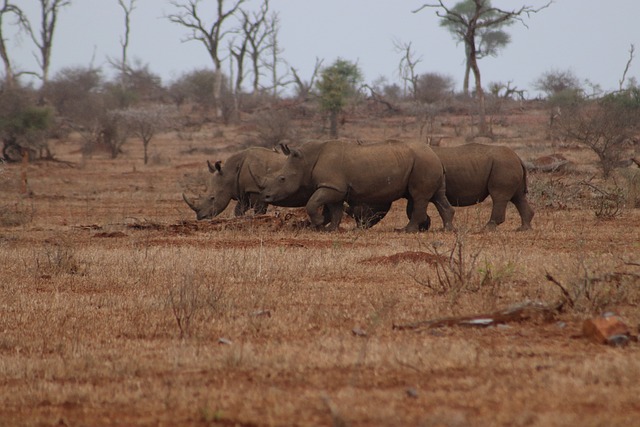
[261, 139, 454, 232]
[432, 143, 534, 231]
[183, 145, 386, 228]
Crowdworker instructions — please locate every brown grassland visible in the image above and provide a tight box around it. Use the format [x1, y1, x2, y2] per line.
[1, 106, 640, 426]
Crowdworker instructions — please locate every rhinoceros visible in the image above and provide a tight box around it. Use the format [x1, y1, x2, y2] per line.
[182, 147, 298, 220]
[343, 143, 534, 231]
[182, 146, 388, 228]
[432, 144, 534, 231]
[259, 139, 454, 232]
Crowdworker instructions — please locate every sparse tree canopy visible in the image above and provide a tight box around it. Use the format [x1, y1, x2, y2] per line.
[436, 0, 513, 95]
[534, 69, 583, 99]
[413, 0, 550, 136]
[416, 72, 455, 104]
[316, 58, 363, 137]
[167, 0, 246, 117]
[115, 105, 175, 165]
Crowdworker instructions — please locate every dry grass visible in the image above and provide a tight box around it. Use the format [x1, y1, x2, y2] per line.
[1, 111, 639, 426]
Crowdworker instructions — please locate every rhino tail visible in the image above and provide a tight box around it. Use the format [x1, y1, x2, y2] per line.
[520, 159, 529, 194]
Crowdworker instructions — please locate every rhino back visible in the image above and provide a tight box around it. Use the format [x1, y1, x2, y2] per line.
[313, 140, 440, 202]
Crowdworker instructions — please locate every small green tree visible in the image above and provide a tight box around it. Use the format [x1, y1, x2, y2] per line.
[414, 0, 550, 136]
[0, 87, 52, 162]
[316, 58, 363, 138]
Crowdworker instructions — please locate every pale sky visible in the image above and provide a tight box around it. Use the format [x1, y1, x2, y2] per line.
[7, 0, 640, 97]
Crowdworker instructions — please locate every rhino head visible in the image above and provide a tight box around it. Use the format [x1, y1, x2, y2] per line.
[261, 144, 305, 203]
[183, 160, 234, 220]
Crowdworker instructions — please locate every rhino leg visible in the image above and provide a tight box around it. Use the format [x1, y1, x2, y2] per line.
[430, 186, 456, 231]
[405, 196, 430, 233]
[486, 198, 509, 230]
[248, 193, 268, 215]
[234, 197, 250, 217]
[512, 194, 534, 231]
[321, 205, 333, 226]
[306, 188, 344, 231]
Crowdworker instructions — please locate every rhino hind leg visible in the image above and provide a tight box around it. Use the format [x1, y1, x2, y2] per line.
[404, 196, 431, 233]
[486, 199, 509, 230]
[430, 187, 455, 231]
[512, 194, 534, 231]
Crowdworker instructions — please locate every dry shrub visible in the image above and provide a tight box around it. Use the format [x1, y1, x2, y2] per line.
[253, 110, 295, 147]
[547, 255, 640, 314]
[0, 199, 34, 227]
[581, 179, 629, 220]
[411, 232, 516, 308]
[36, 239, 82, 276]
[527, 172, 584, 210]
[616, 167, 640, 208]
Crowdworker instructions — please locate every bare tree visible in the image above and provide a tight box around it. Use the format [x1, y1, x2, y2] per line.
[113, 0, 137, 81]
[619, 44, 635, 91]
[116, 106, 175, 165]
[393, 39, 421, 100]
[25, 0, 72, 85]
[262, 12, 286, 97]
[240, 0, 271, 95]
[290, 57, 323, 100]
[167, 0, 246, 117]
[0, 1, 30, 88]
[413, 0, 550, 136]
[228, 33, 247, 118]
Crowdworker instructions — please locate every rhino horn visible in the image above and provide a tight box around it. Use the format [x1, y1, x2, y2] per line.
[182, 193, 198, 211]
[207, 160, 222, 174]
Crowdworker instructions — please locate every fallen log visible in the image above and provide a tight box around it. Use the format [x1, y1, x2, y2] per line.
[392, 300, 564, 331]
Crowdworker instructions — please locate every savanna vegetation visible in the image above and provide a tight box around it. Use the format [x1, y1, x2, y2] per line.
[1, 1, 640, 426]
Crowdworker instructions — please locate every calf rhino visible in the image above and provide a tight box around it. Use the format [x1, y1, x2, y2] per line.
[259, 139, 454, 232]
[432, 144, 534, 231]
[182, 146, 386, 228]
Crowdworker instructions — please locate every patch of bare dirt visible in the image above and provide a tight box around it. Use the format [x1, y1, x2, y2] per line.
[126, 210, 311, 233]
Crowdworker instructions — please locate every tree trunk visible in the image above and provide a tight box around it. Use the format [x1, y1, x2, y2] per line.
[329, 111, 338, 138]
[143, 139, 149, 165]
[463, 47, 471, 96]
[466, 28, 489, 137]
[470, 56, 488, 136]
[213, 62, 223, 118]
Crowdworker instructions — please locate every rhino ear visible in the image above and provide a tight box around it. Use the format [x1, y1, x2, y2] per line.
[280, 144, 290, 156]
[207, 160, 222, 174]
